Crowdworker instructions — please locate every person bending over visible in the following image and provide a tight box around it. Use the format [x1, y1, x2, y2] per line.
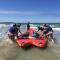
[8, 24, 21, 42]
[43, 24, 53, 40]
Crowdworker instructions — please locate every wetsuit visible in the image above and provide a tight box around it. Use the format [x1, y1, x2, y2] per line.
[27, 23, 30, 30]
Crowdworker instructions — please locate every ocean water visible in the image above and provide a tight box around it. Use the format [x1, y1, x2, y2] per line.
[0, 23, 60, 60]
[0, 23, 60, 41]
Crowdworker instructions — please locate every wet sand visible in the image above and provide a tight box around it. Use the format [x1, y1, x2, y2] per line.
[0, 23, 60, 60]
[0, 38, 60, 60]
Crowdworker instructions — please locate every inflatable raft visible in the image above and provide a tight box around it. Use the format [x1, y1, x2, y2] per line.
[16, 29, 48, 48]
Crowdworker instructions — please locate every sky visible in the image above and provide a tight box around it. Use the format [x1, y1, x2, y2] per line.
[0, 0, 60, 23]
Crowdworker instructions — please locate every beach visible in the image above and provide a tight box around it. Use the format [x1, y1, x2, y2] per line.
[0, 23, 60, 60]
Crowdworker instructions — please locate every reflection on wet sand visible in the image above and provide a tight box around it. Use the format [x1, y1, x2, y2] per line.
[0, 38, 60, 60]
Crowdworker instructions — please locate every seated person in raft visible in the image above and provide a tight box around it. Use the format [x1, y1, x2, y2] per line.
[32, 26, 44, 39]
[18, 22, 30, 39]
[27, 22, 30, 31]
[19, 32, 29, 39]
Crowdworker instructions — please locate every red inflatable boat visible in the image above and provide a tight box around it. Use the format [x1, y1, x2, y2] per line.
[32, 38, 47, 48]
[16, 39, 32, 48]
[16, 29, 35, 48]
[16, 28, 48, 48]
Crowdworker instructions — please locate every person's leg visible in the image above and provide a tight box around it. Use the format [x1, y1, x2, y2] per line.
[50, 33, 53, 39]
[8, 33, 15, 42]
[48, 31, 53, 39]
[15, 33, 18, 39]
[11, 35, 15, 42]
[49, 32, 54, 43]
[47, 31, 54, 43]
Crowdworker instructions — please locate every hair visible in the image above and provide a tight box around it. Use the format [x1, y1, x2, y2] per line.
[40, 27, 44, 31]
[43, 24, 48, 27]
[38, 26, 43, 31]
[13, 24, 17, 27]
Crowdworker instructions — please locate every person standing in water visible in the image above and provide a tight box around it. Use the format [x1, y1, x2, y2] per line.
[17, 24, 22, 33]
[43, 24, 54, 42]
[27, 22, 30, 31]
[8, 24, 21, 42]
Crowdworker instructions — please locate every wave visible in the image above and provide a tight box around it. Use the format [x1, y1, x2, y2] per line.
[52, 28, 60, 31]
[30, 24, 60, 31]
[0, 24, 60, 31]
[0, 24, 8, 28]
[30, 27, 60, 31]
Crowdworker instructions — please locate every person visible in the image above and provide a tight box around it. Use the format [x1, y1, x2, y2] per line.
[32, 26, 44, 39]
[27, 22, 30, 31]
[8, 24, 21, 42]
[17, 23, 29, 39]
[17, 24, 22, 36]
[37, 27, 44, 38]
[43, 24, 53, 40]
[38, 26, 41, 31]
[21, 32, 29, 39]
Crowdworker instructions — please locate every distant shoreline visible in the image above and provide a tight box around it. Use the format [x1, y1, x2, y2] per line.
[0, 22, 60, 24]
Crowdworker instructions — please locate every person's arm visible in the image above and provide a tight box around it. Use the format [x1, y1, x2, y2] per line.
[20, 31, 22, 35]
[52, 29, 53, 32]
[18, 29, 22, 34]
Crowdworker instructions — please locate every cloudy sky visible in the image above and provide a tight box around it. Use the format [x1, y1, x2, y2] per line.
[0, 0, 60, 23]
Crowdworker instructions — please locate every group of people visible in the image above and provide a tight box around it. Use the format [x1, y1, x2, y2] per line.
[33, 24, 53, 40]
[8, 23, 30, 42]
[7, 23, 53, 42]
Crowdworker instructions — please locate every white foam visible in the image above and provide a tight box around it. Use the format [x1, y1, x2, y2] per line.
[52, 28, 60, 31]
[30, 24, 60, 31]
[30, 27, 60, 31]
[30, 24, 36, 27]
[0, 24, 7, 27]
[9, 24, 13, 27]
[31, 27, 60, 31]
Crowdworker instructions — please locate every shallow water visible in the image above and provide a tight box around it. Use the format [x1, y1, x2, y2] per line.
[0, 41, 60, 60]
[0, 23, 60, 60]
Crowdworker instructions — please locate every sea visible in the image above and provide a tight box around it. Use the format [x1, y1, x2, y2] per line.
[0, 23, 60, 60]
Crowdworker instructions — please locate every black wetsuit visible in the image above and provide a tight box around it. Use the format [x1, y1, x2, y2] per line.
[27, 23, 30, 30]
